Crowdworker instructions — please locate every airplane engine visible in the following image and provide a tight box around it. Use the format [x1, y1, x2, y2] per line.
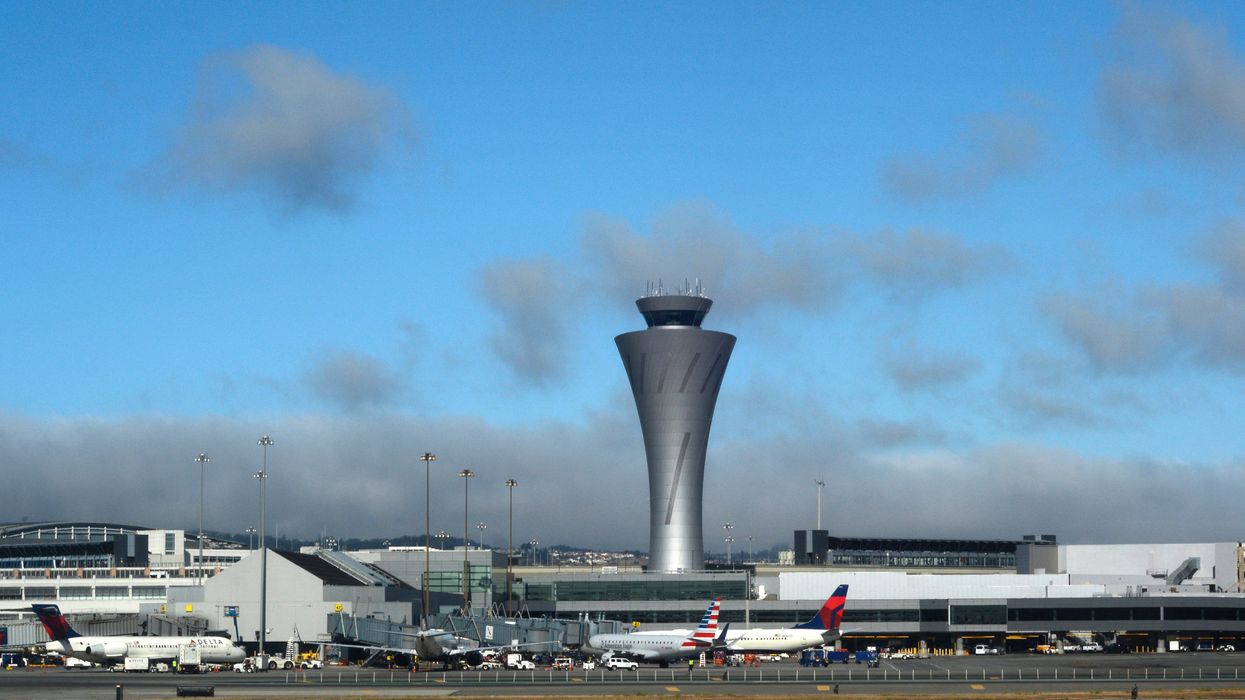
[85, 642, 128, 658]
[463, 651, 484, 667]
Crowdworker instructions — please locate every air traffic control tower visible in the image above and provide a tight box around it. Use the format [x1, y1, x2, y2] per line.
[616, 285, 736, 573]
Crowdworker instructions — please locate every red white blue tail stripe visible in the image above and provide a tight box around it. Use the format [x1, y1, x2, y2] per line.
[681, 597, 721, 648]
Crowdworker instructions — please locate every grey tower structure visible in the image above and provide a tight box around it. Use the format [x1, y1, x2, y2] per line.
[616, 288, 735, 573]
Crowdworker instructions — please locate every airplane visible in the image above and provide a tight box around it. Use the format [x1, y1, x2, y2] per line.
[584, 597, 729, 666]
[32, 604, 246, 667]
[327, 620, 552, 670]
[722, 584, 850, 654]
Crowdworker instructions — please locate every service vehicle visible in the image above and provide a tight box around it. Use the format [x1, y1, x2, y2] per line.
[504, 653, 535, 670]
[123, 657, 150, 672]
[177, 644, 202, 673]
[605, 656, 639, 670]
[552, 656, 574, 670]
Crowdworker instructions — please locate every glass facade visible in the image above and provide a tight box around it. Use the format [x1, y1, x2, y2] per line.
[427, 565, 491, 593]
[830, 550, 1016, 568]
[519, 577, 747, 602]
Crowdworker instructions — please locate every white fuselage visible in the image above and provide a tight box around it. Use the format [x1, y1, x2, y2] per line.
[586, 633, 702, 663]
[629, 627, 834, 654]
[723, 627, 833, 653]
[48, 635, 245, 665]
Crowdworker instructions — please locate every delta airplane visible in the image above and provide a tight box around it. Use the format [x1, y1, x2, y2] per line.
[624, 585, 850, 655]
[33, 604, 246, 667]
[722, 584, 849, 653]
[584, 597, 728, 665]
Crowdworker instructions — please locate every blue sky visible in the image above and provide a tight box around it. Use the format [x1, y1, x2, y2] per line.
[4, 1, 1245, 551]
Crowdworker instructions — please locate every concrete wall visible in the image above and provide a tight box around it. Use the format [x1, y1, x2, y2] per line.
[1061, 542, 1238, 591]
[779, 570, 1105, 600]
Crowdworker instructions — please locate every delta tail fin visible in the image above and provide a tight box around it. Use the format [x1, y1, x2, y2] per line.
[793, 584, 848, 631]
[32, 604, 80, 640]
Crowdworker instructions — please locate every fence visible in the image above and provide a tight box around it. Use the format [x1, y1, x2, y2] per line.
[277, 665, 1245, 686]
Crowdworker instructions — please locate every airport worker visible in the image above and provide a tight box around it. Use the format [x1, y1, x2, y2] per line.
[1131, 684, 1138, 699]
[688, 657, 695, 674]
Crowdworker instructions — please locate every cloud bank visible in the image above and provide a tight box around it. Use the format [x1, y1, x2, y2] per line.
[5, 409, 1238, 550]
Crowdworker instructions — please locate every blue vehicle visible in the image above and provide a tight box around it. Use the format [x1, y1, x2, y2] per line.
[799, 649, 850, 666]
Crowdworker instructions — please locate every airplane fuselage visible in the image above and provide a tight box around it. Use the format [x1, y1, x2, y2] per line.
[48, 635, 245, 665]
[725, 627, 835, 653]
[586, 633, 704, 663]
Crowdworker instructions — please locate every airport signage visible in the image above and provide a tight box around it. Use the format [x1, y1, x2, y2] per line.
[224, 606, 238, 618]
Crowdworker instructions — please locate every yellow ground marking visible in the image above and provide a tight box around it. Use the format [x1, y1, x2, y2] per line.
[971, 683, 986, 690]
[817, 684, 831, 691]
[664, 686, 680, 692]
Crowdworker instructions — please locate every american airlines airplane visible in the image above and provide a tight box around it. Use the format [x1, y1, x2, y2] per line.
[584, 597, 727, 665]
[33, 604, 246, 667]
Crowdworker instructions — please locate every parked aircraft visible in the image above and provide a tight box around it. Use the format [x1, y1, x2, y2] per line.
[584, 597, 727, 665]
[723, 584, 849, 653]
[32, 604, 245, 667]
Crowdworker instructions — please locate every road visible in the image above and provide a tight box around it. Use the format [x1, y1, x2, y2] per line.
[5, 651, 1245, 699]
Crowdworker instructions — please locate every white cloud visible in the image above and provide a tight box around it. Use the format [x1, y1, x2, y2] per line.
[151, 45, 410, 213]
[882, 113, 1045, 202]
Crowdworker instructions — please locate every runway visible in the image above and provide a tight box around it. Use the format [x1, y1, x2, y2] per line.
[7, 652, 1245, 699]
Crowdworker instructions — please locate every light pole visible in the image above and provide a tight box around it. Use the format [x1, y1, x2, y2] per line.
[476, 522, 487, 550]
[747, 535, 754, 563]
[723, 523, 733, 566]
[255, 435, 273, 667]
[245, 527, 256, 550]
[815, 479, 825, 531]
[418, 452, 436, 628]
[529, 538, 539, 566]
[504, 479, 517, 614]
[458, 468, 474, 612]
[436, 530, 449, 550]
[193, 453, 210, 585]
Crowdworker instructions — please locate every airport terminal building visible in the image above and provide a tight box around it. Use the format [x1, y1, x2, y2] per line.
[6, 521, 1245, 655]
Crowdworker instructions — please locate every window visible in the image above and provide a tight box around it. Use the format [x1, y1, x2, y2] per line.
[950, 605, 1006, 625]
[164, 532, 176, 555]
[59, 587, 91, 600]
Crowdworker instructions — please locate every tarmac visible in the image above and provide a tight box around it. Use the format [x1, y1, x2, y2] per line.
[6, 651, 1245, 700]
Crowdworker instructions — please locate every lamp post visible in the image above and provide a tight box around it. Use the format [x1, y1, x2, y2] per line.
[193, 453, 210, 585]
[245, 527, 256, 551]
[458, 469, 475, 612]
[476, 522, 487, 550]
[504, 479, 517, 614]
[436, 530, 449, 550]
[529, 538, 539, 566]
[418, 452, 436, 628]
[815, 479, 825, 531]
[747, 535, 754, 563]
[255, 435, 273, 667]
[723, 523, 734, 566]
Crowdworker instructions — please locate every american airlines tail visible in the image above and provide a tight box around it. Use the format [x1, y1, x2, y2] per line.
[793, 584, 849, 631]
[680, 597, 721, 649]
[32, 604, 80, 641]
